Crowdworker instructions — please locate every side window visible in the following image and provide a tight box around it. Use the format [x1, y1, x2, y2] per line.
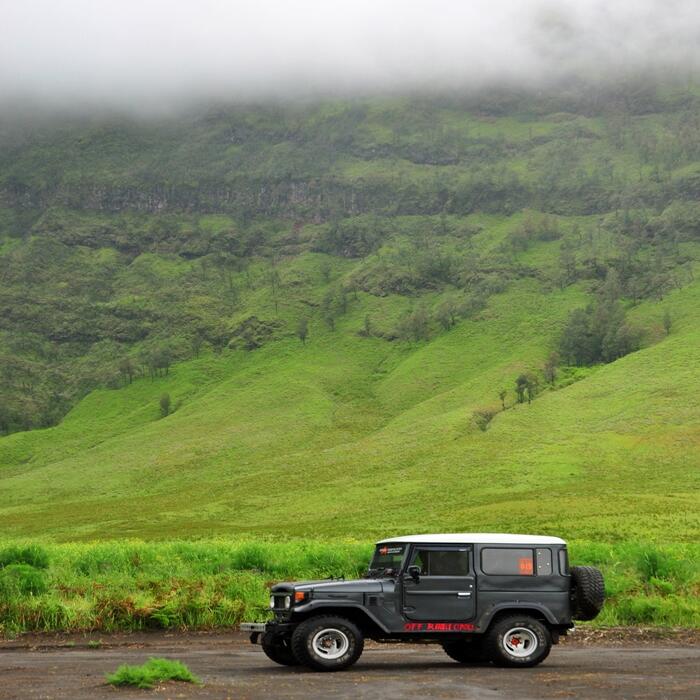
[410, 548, 469, 576]
[536, 548, 552, 575]
[558, 549, 569, 575]
[481, 548, 534, 576]
[412, 550, 426, 575]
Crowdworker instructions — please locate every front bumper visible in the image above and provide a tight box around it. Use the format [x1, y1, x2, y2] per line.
[240, 621, 297, 644]
[240, 623, 267, 633]
[240, 622, 266, 644]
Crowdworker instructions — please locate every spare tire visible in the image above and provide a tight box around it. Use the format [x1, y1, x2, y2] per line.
[570, 566, 605, 621]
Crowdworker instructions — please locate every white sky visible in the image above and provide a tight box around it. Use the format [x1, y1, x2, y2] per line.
[1, 1, 699, 109]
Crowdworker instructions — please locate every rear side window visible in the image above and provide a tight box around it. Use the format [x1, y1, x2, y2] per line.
[558, 549, 569, 575]
[481, 548, 534, 576]
[411, 548, 469, 576]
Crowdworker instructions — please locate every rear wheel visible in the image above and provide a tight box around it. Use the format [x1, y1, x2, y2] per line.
[291, 616, 364, 671]
[441, 638, 487, 664]
[483, 615, 552, 667]
[261, 632, 300, 666]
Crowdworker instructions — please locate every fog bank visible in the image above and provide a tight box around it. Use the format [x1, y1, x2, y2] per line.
[2, 1, 699, 110]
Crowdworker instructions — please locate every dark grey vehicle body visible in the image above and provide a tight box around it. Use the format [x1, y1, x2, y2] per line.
[247, 534, 574, 643]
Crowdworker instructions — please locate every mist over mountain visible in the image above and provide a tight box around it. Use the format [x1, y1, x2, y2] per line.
[2, 0, 700, 112]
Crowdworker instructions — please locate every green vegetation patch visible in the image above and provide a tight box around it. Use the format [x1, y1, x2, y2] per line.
[106, 657, 200, 690]
[0, 540, 697, 636]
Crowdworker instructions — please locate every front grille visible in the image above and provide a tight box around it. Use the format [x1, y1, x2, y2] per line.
[272, 595, 287, 608]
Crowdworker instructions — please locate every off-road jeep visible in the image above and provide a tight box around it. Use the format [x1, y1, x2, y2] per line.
[241, 533, 604, 671]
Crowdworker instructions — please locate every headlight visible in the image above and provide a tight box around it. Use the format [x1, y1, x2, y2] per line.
[269, 595, 275, 609]
[283, 596, 291, 609]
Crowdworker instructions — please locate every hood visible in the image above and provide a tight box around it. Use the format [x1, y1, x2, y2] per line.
[271, 578, 384, 595]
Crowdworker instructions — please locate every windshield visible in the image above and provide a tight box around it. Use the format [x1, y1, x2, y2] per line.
[366, 543, 407, 577]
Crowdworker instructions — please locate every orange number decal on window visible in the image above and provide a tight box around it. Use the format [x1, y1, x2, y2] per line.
[518, 557, 533, 575]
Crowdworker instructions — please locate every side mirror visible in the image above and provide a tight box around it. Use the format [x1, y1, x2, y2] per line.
[406, 565, 421, 583]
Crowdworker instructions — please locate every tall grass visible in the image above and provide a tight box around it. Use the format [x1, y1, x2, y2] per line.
[0, 539, 697, 635]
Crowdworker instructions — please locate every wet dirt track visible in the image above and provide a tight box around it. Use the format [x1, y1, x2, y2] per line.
[1, 631, 698, 700]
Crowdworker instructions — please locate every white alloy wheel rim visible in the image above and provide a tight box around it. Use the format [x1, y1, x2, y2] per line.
[502, 627, 538, 658]
[311, 628, 350, 660]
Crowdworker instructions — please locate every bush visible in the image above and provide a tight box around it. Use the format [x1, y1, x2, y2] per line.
[559, 301, 640, 366]
[0, 544, 50, 569]
[159, 393, 171, 417]
[635, 546, 694, 586]
[396, 307, 430, 341]
[0, 564, 48, 596]
[472, 408, 497, 431]
[315, 216, 386, 258]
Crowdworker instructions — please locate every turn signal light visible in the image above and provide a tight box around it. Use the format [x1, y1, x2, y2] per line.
[294, 591, 307, 603]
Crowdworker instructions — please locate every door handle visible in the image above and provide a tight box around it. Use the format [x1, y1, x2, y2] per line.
[457, 592, 472, 597]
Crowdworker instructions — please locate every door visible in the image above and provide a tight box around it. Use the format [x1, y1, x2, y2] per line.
[402, 546, 475, 621]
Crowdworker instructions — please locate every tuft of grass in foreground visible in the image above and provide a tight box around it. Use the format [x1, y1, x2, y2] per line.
[0, 539, 698, 635]
[106, 657, 200, 690]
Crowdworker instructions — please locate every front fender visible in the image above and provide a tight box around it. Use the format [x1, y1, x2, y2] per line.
[294, 600, 390, 633]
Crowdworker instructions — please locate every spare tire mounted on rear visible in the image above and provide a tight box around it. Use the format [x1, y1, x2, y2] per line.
[570, 565, 605, 621]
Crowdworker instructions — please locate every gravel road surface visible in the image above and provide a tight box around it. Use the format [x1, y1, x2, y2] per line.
[1, 630, 698, 699]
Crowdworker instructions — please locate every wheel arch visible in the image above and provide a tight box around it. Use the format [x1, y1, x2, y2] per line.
[293, 604, 388, 637]
[479, 603, 558, 632]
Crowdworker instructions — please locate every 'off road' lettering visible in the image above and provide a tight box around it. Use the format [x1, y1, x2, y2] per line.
[403, 622, 475, 632]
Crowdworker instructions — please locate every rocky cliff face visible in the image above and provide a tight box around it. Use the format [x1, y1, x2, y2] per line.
[1, 175, 626, 221]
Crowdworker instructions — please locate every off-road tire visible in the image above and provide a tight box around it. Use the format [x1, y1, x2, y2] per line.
[570, 566, 605, 621]
[291, 615, 364, 671]
[441, 639, 487, 664]
[261, 632, 300, 666]
[483, 615, 552, 667]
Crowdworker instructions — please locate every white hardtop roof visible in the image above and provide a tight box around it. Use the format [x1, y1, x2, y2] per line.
[377, 533, 566, 545]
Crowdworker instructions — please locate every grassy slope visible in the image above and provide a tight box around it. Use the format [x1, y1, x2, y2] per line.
[1, 265, 698, 541]
[1, 92, 699, 543]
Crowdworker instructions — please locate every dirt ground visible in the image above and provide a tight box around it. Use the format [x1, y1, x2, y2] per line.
[1, 629, 698, 700]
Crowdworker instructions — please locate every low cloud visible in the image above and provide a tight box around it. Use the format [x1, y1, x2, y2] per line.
[2, 0, 699, 110]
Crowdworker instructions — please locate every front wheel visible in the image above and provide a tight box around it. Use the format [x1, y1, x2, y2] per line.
[441, 639, 487, 664]
[291, 616, 364, 671]
[261, 632, 300, 666]
[483, 615, 552, 667]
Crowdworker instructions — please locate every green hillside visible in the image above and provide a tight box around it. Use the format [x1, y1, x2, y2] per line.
[0, 84, 699, 540]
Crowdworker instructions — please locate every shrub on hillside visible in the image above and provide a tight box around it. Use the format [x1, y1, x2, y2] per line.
[472, 408, 498, 431]
[0, 564, 48, 596]
[314, 216, 386, 258]
[396, 307, 431, 341]
[0, 544, 49, 569]
[506, 213, 561, 252]
[558, 301, 640, 366]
